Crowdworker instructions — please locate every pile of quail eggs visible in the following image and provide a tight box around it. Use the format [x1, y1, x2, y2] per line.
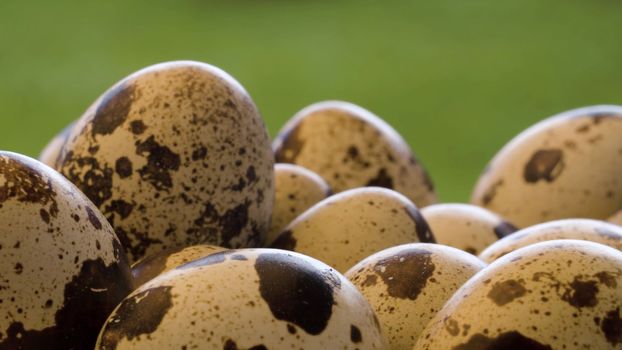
[1, 60, 621, 350]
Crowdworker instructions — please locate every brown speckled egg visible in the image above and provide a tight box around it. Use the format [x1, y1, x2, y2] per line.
[270, 187, 435, 272]
[96, 249, 388, 349]
[267, 163, 332, 244]
[479, 218, 622, 263]
[273, 101, 436, 207]
[420, 203, 517, 255]
[0, 151, 132, 349]
[38, 121, 74, 167]
[345, 243, 486, 350]
[414, 239, 622, 350]
[55, 61, 274, 263]
[609, 210, 622, 226]
[471, 105, 622, 228]
[130, 244, 226, 289]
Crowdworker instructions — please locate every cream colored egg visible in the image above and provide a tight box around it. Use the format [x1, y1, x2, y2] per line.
[471, 105, 622, 227]
[415, 240, 622, 350]
[270, 187, 435, 273]
[130, 244, 226, 288]
[420, 203, 517, 255]
[96, 249, 388, 350]
[0, 151, 132, 349]
[273, 101, 436, 207]
[267, 163, 331, 244]
[608, 209, 622, 226]
[56, 61, 274, 263]
[345, 243, 485, 350]
[39, 121, 74, 167]
[479, 218, 622, 263]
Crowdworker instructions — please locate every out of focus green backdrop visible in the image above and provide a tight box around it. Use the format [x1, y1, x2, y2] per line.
[1, 0, 620, 201]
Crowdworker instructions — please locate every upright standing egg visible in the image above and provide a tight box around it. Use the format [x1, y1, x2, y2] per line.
[471, 105, 622, 227]
[56, 61, 274, 263]
[273, 101, 436, 207]
[0, 152, 132, 350]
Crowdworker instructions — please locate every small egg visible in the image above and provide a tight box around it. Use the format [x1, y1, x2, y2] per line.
[273, 101, 436, 207]
[608, 209, 622, 226]
[38, 121, 74, 167]
[471, 105, 622, 227]
[270, 187, 435, 272]
[345, 243, 486, 350]
[267, 163, 331, 244]
[96, 249, 388, 349]
[130, 244, 226, 289]
[56, 61, 274, 263]
[420, 203, 517, 255]
[479, 218, 622, 263]
[415, 240, 622, 350]
[0, 151, 132, 349]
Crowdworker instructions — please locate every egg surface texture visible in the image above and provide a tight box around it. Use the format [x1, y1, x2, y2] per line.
[131, 244, 226, 288]
[96, 249, 388, 350]
[273, 101, 436, 207]
[479, 218, 622, 263]
[345, 243, 485, 350]
[471, 105, 622, 227]
[39, 121, 74, 167]
[270, 187, 435, 272]
[414, 239, 622, 350]
[420, 203, 516, 255]
[0, 151, 132, 350]
[267, 163, 331, 244]
[56, 61, 274, 263]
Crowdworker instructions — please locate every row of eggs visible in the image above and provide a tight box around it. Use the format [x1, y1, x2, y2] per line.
[0, 60, 620, 349]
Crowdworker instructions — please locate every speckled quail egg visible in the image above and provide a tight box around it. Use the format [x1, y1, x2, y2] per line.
[55, 61, 274, 263]
[609, 210, 622, 226]
[270, 187, 435, 273]
[273, 101, 436, 207]
[471, 105, 622, 228]
[479, 218, 622, 263]
[267, 163, 332, 244]
[420, 203, 517, 255]
[414, 239, 622, 350]
[96, 249, 388, 350]
[39, 121, 74, 167]
[345, 243, 486, 350]
[0, 151, 132, 349]
[130, 244, 226, 289]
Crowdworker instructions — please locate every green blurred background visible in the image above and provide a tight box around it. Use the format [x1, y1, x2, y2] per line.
[1, 0, 620, 202]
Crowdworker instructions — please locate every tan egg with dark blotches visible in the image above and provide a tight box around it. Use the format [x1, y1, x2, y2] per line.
[267, 163, 331, 244]
[273, 101, 436, 208]
[479, 218, 622, 263]
[38, 121, 74, 167]
[0, 151, 132, 349]
[96, 249, 388, 350]
[420, 203, 517, 255]
[56, 61, 274, 263]
[415, 240, 622, 350]
[608, 210, 622, 226]
[270, 187, 435, 273]
[345, 243, 486, 350]
[471, 105, 622, 228]
[130, 244, 226, 288]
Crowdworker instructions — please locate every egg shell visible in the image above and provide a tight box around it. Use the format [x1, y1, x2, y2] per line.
[270, 187, 435, 272]
[56, 61, 274, 263]
[130, 244, 226, 289]
[420, 203, 517, 255]
[415, 239, 622, 350]
[0, 151, 132, 349]
[479, 218, 622, 263]
[273, 100, 436, 207]
[38, 121, 74, 167]
[471, 105, 622, 227]
[267, 163, 332, 244]
[96, 249, 388, 349]
[609, 210, 622, 226]
[345, 243, 486, 350]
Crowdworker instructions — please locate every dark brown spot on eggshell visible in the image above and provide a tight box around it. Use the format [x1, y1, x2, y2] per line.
[255, 252, 336, 335]
[98, 286, 173, 350]
[523, 149, 564, 183]
[487, 279, 527, 306]
[115, 157, 133, 178]
[223, 339, 268, 350]
[274, 123, 305, 163]
[135, 135, 181, 191]
[193, 201, 253, 247]
[86, 206, 103, 230]
[452, 331, 552, 350]
[482, 179, 503, 206]
[374, 248, 435, 300]
[350, 325, 362, 343]
[270, 230, 297, 251]
[106, 199, 134, 220]
[601, 308, 622, 345]
[403, 206, 436, 243]
[366, 168, 394, 189]
[61, 152, 113, 207]
[561, 277, 599, 308]
[91, 83, 135, 137]
[129, 120, 146, 135]
[493, 221, 518, 239]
